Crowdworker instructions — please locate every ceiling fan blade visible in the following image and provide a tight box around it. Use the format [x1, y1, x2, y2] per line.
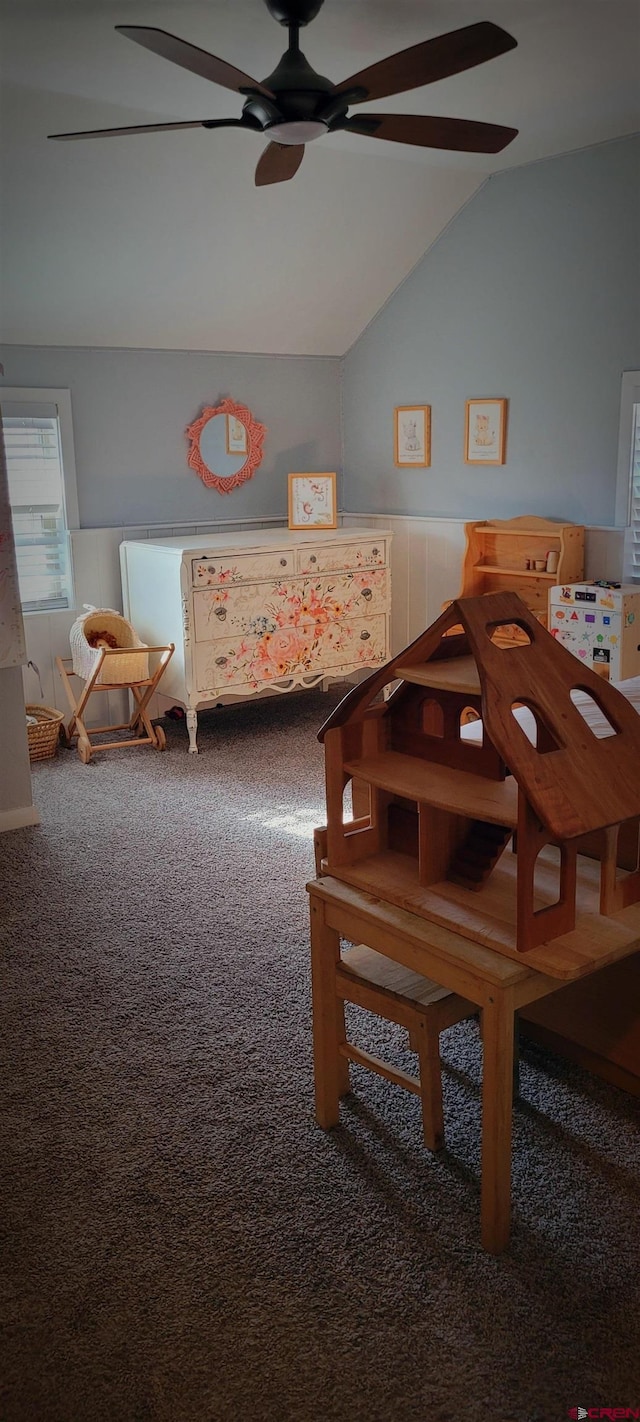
[255, 142, 305, 187]
[115, 26, 276, 100]
[339, 113, 518, 155]
[49, 118, 249, 141]
[336, 21, 517, 103]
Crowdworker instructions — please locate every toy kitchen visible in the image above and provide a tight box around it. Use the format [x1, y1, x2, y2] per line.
[548, 581, 640, 681]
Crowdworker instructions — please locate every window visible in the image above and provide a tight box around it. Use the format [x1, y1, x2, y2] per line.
[1, 388, 78, 612]
[615, 371, 640, 583]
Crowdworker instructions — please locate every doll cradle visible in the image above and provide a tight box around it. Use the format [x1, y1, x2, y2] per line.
[56, 631, 174, 763]
[70, 606, 149, 685]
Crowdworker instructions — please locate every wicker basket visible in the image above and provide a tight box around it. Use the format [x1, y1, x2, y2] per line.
[26, 704, 65, 762]
[70, 606, 149, 685]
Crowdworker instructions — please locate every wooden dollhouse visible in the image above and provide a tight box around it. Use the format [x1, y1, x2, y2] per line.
[318, 591, 640, 968]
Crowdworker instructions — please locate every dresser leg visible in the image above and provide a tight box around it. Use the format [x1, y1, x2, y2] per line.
[186, 708, 199, 754]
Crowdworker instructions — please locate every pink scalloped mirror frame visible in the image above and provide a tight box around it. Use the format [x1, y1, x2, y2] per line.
[186, 397, 267, 495]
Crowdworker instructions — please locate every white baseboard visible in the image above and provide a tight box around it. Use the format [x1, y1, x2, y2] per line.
[0, 805, 41, 834]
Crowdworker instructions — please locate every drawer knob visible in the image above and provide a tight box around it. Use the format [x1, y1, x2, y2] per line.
[310, 554, 317, 564]
[362, 587, 372, 600]
[208, 565, 216, 573]
[360, 630, 370, 641]
[372, 547, 379, 556]
[280, 558, 288, 567]
[215, 607, 227, 621]
[215, 656, 228, 667]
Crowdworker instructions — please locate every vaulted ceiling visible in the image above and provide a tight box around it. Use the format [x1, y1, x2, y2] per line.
[2, 0, 639, 355]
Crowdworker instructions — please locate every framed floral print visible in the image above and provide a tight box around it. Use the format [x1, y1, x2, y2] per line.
[288, 473, 337, 530]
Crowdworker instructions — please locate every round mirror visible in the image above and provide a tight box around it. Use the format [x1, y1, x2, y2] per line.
[186, 397, 266, 495]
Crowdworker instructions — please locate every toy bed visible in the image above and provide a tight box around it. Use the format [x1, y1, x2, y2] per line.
[56, 606, 174, 763]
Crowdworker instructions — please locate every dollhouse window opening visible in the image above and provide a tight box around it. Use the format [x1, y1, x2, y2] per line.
[569, 687, 620, 739]
[487, 621, 532, 647]
[342, 778, 357, 825]
[459, 707, 483, 745]
[510, 701, 563, 754]
[532, 842, 563, 910]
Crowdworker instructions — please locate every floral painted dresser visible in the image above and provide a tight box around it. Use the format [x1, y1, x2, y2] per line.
[120, 528, 391, 751]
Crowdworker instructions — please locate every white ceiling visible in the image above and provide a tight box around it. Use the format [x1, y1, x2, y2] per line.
[2, 0, 639, 355]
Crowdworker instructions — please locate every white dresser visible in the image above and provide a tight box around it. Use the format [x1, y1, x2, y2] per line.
[120, 528, 392, 751]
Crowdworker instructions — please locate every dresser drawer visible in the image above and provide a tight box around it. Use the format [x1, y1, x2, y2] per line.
[319, 613, 388, 669]
[194, 611, 388, 694]
[192, 549, 294, 587]
[193, 568, 389, 643]
[295, 539, 387, 575]
[194, 627, 322, 694]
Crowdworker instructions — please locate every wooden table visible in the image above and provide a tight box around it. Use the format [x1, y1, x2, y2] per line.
[308, 873, 640, 1254]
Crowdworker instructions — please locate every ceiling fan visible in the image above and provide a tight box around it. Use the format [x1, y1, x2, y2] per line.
[49, 0, 519, 186]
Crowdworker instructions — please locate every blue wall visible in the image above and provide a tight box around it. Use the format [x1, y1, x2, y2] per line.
[3, 136, 638, 532]
[342, 135, 640, 526]
[0, 346, 341, 528]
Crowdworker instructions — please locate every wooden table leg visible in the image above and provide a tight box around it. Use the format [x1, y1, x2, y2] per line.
[310, 900, 345, 1128]
[480, 990, 515, 1254]
[413, 1017, 445, 1152]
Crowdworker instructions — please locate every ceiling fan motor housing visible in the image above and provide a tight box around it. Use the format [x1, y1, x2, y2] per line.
[243, 44, 349, 141]
[264, 0, 326, 26]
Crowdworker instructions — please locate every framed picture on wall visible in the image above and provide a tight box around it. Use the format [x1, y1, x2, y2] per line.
[464, 398, 507, 465]
[288, 473, 337, 530]
[225, 413, 248, 455]
[394, 405, 431, 467]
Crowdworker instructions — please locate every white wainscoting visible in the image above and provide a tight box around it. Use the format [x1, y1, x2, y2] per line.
[22, 512, 625, 722]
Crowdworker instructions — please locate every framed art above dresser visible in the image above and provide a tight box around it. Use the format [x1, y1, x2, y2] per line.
[120, 527, 392, 752]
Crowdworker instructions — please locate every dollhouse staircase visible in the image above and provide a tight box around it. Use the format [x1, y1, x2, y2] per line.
[447, 820, 513, 891]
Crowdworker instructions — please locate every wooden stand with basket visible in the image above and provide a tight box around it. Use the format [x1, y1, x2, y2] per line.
[55, 605, 174, 763]
[56, 645, 175, 763]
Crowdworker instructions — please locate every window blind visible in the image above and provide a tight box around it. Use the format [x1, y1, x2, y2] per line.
[2, 405, 73, 611]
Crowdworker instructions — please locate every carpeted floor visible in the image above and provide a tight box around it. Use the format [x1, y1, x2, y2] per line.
[1, 689, 639, 1422]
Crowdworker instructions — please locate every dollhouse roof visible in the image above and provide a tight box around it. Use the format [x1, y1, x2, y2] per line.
[319, 590, 640, 841]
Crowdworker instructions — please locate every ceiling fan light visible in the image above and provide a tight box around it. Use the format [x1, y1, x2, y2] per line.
[266, 119, 327, 143]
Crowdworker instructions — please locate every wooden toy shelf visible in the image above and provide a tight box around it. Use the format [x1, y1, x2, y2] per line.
[458, 516, 585, 629]
[474, 564, 558, 579]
